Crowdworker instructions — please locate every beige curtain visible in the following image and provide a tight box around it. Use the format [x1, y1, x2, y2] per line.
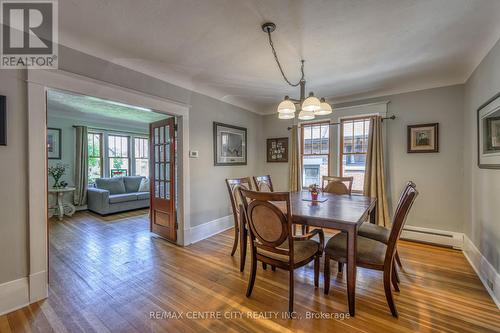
[363, 116, 390, 227]
[288, 125, 301, 191]
[74, 126, 88, 206]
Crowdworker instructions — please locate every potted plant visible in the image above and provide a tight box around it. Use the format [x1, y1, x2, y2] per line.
[48, 163, 68, 189]
[308, 183, 321, 201]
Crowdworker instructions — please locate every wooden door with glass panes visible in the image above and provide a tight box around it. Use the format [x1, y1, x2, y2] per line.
[149, 117, 176, 242]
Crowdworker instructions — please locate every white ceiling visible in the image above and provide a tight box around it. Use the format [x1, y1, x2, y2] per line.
[59, 0, 500, 114]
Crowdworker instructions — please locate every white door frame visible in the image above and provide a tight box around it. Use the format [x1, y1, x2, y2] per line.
[26, 69, 191, 303]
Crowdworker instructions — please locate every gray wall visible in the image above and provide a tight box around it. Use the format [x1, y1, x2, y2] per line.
[263, 85, 465, 233]
[463, 38, 500, 273]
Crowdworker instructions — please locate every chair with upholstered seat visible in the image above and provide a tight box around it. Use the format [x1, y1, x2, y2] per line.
[324, 182, 418, 317]
[225, 177, 253, 272]
[253, 175, 274, 192]
[239, 188, 324, 313]
[358, 181, 415, 269]
[322, 176, 353, 195]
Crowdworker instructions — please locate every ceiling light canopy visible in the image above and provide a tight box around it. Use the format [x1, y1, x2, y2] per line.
[262, 22, 333, 120]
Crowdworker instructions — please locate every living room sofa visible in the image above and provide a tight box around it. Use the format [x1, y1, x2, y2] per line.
[87, 176, 150, 215]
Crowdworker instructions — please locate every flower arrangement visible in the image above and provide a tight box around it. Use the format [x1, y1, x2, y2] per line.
[48, 163, 69, 189]
[308, 183, 321, 200]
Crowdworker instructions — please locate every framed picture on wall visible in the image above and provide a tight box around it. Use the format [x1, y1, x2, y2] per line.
[478, 92, 500, 169]
[0, 95, 5, 146]
[267, 137, 288, 162]
[407, 123, 439, 153]
[213, 122, 247, 166]
[47, 128, 62, 159]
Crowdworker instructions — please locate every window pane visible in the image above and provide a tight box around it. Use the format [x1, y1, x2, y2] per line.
[302, 155, 328, 188]
[88, 158, 101, 185]
[321, 125, 329, 154]
[342, 154, 366, 192]
[353, 121, 364, 153]
[343, 121, 353, 153]
[135, 159, 148, 177]
[109, 158, 129, 177]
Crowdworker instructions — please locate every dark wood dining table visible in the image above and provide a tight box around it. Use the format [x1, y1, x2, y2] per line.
[289, 191, 377, 316]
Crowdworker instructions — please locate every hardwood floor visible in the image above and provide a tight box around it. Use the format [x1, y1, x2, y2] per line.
[1, 210, 499, 332]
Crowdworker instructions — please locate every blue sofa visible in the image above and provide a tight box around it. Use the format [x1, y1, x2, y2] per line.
[87, 176, 150, 215]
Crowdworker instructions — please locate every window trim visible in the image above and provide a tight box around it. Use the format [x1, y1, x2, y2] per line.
[108, 134, 131, 177]
[300, 121, 331, 189]
[339, 115, 374, 193]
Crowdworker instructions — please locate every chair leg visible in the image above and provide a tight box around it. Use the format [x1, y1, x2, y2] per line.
[289, 269, 294, 313]
[271, 265, 276, 272]
[231, 223, 238, 256]
[246, 252, 257, 297]
[384, 266, 398, 318]
[338, 261, 343, 273]
[314, 256, 320, 288]
[324, 255, 330, 295]
[394, 263, 400, 283]
[262, 263, 267, 270]
[239, 227, 247, 272]
[391, 265, 400, 292]
[395, 250, 403, 268]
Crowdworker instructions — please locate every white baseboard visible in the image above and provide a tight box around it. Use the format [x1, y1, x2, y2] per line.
[29, 270, 48, 303]
[0, 277, 29, 316]
[463, 235, 500, 309]
[186, 215, 233, 245]
[401, 225, 463, 249]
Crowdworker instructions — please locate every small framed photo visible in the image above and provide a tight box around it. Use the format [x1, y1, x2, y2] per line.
[213, 122, 247, 166]
[407, 123, 439, 153]
[47, 128, 62, 159]
[267, 137, 288, 162]
[478, 92, 500, 169]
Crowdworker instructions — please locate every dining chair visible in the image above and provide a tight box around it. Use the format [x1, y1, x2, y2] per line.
[322, 176, 353, 195]
[225, 177, 253, 272]
[239, 188, 324, 313]
[323, 182, 418, 317]
[253, 175, 274, 192]
[357, 181, 415, 270]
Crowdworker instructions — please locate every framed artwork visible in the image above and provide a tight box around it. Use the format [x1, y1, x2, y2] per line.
[47, 128, 62, 159]
[407, 123, 439, 153]
[213, 122, 247, 166]
[477, 92, 500, 169]
[0, 96, 5, 146]
[267, 137, 288, 162]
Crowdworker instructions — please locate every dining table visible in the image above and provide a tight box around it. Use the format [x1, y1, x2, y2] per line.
[288, 191, 377, 316]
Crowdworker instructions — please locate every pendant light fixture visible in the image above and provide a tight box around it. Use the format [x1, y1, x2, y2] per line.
[262, 22, 333, 120]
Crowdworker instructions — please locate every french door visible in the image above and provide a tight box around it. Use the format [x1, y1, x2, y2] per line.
[149, 117, 177, 242]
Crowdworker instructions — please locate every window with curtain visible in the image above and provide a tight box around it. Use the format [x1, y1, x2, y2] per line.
[301, 122, 330, 188]
[108, 135, 130, 177]
[134, 137, 149, 177]
[87, 132, 102, 185]
[340, 116, 371, 192]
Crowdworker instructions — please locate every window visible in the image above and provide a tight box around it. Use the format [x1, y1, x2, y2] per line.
[87, 133, 102, 185]
[108, 135, 130, 177]
[134, 137, 149, 177]
[340, 116, 371, 192]
[301, 122, 329, 188]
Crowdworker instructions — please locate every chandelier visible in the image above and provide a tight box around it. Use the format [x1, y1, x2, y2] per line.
[262, 22, 333, 120]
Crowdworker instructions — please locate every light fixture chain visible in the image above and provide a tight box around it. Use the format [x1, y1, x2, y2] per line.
[266, 30, 304, 87]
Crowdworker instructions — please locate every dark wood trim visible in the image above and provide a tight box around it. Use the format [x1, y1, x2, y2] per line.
[0, 95, 6, 146]
[213, 122, 247, 166]
[407, 123, 439, 153]
[477, 91, 500, 169]
[47, 128, 62, 159]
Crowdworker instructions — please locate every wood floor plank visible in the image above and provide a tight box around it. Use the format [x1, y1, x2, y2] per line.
[0, 210, 499, 333]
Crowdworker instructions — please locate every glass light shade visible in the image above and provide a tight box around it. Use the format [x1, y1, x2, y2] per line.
[277, 99, 296, 114]
[302, 95, 321, 112]
[278, 112, 295, 119]
[298, 110, 315, 120]
[315, 101, 333, 115]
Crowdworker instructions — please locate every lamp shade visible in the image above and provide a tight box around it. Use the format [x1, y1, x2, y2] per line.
[315, 99, 333, 115]
[278, 112, 295, 119]
[277, 98, 296, 114]
[298, 110, 315, 120]
[302, 93, 321, 112]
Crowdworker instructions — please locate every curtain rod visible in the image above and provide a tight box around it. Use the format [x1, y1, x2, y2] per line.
[72, 125, 148, 136]
[286, 115, 396, 131]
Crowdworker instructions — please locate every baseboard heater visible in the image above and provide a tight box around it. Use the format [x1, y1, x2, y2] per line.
[401, 225, 463, 250]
